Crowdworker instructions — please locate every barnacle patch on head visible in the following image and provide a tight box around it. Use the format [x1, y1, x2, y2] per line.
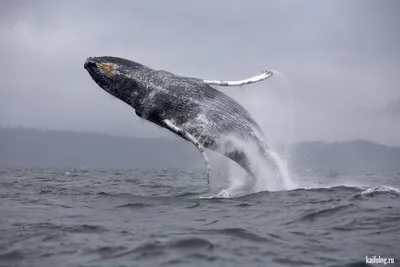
[99, 63, 116, 77]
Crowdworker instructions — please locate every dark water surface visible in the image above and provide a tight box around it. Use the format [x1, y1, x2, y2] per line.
[0, 168, 399, 267]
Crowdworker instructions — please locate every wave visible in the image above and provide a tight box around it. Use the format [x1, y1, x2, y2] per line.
[360, 185, 400, 196]
[200, 228, 278, 243]
[106, 237, 214, 261]
[295, 204, 357, 223]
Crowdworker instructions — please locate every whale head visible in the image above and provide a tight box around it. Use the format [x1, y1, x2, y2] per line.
[84, 56, 147, 105]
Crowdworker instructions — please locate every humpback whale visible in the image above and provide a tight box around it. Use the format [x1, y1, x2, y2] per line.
[84, 56, 278, 184]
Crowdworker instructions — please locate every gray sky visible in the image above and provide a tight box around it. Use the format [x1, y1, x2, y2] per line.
[1, 0, 399, 145]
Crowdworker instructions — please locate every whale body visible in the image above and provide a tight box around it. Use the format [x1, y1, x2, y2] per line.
[84, 56, 279, 180]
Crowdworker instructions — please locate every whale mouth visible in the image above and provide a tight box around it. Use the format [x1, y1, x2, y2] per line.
[84, 58, 109, 89]
[84, 58, 104, 81]
[84, 57, 97, 71]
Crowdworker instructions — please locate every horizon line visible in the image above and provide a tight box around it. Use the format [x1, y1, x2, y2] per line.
[1, 125, 399, 148]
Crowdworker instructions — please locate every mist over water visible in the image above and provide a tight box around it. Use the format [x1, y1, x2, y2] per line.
[210, 71, 298, 197]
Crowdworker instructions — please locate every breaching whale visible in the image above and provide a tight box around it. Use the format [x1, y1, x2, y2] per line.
[84, 56, 278, 184]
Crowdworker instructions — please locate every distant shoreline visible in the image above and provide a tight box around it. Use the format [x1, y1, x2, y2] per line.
[1, 127, 399, 171]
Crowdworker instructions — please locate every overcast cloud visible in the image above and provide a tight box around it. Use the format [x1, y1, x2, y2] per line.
[1, 0, 399, 145]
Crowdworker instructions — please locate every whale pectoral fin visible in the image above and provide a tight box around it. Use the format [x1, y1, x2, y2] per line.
[202, 70, 274, 87]
[163, 119, 211, 185]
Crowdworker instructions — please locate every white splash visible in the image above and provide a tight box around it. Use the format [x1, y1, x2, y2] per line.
[361, 185, 400, 196]
[207, 69, 298, 197]
[214, 135, 296, 198]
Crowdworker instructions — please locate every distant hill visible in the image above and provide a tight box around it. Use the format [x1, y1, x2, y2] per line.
[0, 127, 200, 169]
[1, 127, 399, 171]
[288, 140, 400, 171]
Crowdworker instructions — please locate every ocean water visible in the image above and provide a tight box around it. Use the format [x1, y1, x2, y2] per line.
[0, 168, 399, 267]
